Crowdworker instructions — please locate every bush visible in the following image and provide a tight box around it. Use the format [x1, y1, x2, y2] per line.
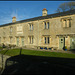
[2, 43, 6, 48]
[44, 47, 47, 50]
[65, 46, 67, 49]
[40, 47, 43, 49]
[63, 46, 67, 51]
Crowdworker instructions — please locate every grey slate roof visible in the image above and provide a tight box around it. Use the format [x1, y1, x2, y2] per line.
[0, 9, 75, 27]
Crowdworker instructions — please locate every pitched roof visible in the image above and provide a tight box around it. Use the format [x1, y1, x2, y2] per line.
[0, 9, 75, 27]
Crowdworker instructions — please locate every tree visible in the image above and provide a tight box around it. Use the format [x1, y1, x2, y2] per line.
[56, 1, 75, 13]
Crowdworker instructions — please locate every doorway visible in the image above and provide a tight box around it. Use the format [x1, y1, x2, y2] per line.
[70, 37, 75, 49]
[17, 38, 19, 46]
[59, 37, 65, 49]
[21, 38, 24, 46]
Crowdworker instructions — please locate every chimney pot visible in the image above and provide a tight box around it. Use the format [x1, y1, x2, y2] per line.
[42, 8, 48, 16]
[12, 16, 16, 22]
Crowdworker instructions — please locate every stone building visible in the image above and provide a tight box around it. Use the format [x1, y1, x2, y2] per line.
[0, 8, 75, 50]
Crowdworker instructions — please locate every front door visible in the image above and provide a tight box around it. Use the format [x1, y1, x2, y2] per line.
[17, 38, 19, 46]
[59, 37, 65, 49]
[70, 37, 75, 49]
[21, 38, 24, 46]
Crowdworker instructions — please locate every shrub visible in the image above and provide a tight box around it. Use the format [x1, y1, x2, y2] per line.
[63, 46, 67, 51]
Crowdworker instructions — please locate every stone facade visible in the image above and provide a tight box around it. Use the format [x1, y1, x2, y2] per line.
[0, 8, 75, 50]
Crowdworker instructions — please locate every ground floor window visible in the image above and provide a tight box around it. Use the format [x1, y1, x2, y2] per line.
[28, 36, 34, 44]
[44, 36, 50, 44]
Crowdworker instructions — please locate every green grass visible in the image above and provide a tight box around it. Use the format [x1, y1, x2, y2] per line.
[0, 49, 75, 59]
[0, 46, 3, 49]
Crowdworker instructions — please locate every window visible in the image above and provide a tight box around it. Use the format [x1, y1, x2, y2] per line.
[64, 20, 67, 27]
[44, 22, 46, 29]
[69, 19, 71, 27]
[44, 36, 50, 44]
[43, 21, 49, 29]
[30, 24, 31, 30]
[61, 18, 71, 28]
[29, 36, 34, 44]
[45, 37, 46, 44]
[29, 36, 31, 44]
[47, 37, 49, 44]
[61, 39, 63, 41]
[32, 24, 33, 30]
[29, 23, 33, 30]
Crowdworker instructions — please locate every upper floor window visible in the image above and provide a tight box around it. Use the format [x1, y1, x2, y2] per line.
[61, 17, 72, 28]
[29, 23, 33, 30]
[44, 22, 46, 29]
[43, 21, 49, 29]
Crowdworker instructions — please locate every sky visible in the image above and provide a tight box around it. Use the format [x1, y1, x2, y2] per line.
[0, 1, 70, 25]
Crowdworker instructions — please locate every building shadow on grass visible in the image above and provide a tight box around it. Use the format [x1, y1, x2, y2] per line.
[1, 54, 75, 75]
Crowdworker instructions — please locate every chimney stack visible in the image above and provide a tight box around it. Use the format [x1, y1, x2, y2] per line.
[12, 16, 16, 22]
[42, 8, 48, 16]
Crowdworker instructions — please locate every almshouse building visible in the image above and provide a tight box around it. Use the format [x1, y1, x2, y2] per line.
[0, 8, 75, 50]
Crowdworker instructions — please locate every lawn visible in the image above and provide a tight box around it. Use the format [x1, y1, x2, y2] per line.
[0, 48, 75, 59]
